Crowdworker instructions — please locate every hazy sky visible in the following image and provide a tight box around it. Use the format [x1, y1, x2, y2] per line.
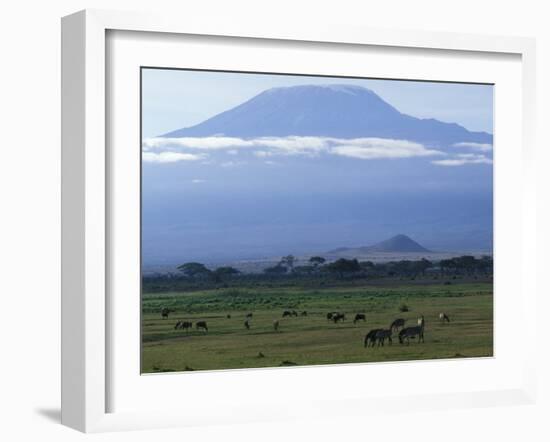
[140, 69, 493, 265]
[142, 69, 494, 138]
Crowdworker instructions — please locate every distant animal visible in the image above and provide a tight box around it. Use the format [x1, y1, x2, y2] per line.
[174, 320, 192, 331]
[244, 320, 250, 330]
[399, 316, 425, 345]
[375, 329, 393, 346]
[327, 312, 334, 321]
[245, 312, 253, 319]
[390, 318, 406, 332]
[291, 310, 298, 317]
[283, 310, 292, 318]
[273, 320, 279, 331]
[439, 312, 450, 323]
[226, 314, 231, 319]
[364, 328, 383, 348]
[353, 313, 366, 324]
[161, 308, 174, 319]
[196, 321, 208, 332]
[300, 311, 308, 316]
[332, 313, 346, 323]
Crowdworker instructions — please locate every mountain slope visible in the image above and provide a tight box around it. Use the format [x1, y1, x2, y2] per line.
[329, 234, 432, 255]
[162, 84, 492, 147]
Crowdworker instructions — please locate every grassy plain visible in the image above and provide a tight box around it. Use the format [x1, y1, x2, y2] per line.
[141, 278, 493, 373]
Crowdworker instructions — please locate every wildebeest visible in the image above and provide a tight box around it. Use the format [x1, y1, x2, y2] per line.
[375, 329, 393, 346]
[196, 321, 208, 332]
[245, 312, 253, 319]
[273, 320, 279, 331]
[439, 312, 450, 323]
[291, 310, 298, 317]
[174, 320, 192, 331]
[282, 310, 292, 318]
[327, 312, 334, 321]
[161, 308, 174, 319]
[353, 313, 366, 324]
[300, 311, 307, 316]
[364, 328, 383, 347]
[226, 314, 231, 319]
[244, 320, 250, 330]
[390, 318, 406, 332]
[332, 313, 346, 323]
[399, 316, 425, 345]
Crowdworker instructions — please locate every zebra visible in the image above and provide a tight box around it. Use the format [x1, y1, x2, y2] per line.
[375, 329, 393, 346]
[399, 316, 425, 345]
[174, 320, 192, 331]
[195, 321, 208, 332]
[439, 312, 450, 323]
[161, 308, 174, 319]
[364, 328, 383, 348]
[390, 318, 406, 332]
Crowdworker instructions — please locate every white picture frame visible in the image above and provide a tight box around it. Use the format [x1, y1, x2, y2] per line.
[61, 9, 538, 433]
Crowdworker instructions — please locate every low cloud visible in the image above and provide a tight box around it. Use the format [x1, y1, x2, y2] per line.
[191, 179, 206, 184]
[142, 151, 206, 163]
[453, 142, 493, 152]
[332, 139, 443, 160]
[143, 136, 445, 162]
[432, 153, 492, 167]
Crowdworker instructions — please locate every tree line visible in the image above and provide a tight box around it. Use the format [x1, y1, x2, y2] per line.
[171, 254, 493, 282]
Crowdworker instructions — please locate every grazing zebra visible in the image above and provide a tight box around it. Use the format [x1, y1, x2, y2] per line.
[390, 318, 406, 332]
[161, 308, 174, 319]
[174, 320, 192, 331]
[196, 321, 208, 332]
[273, 320, 279, 331]
[364, 328, 383, 348]
[439, 312, 450, 323]
[353, 313, 366, 324]
[399, 316, 425, 345]
[375, 329, 393, 346]
[244, 320, 250, 330]
[245, 312, 253, 319]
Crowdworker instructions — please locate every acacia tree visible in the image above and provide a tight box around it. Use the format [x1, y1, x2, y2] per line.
[212, 266, 240, 282]
[177, 262, 211, 279]
[279, 255, 296, 273]
[309, 256, 326, 268]
[325, 258, 361, 279]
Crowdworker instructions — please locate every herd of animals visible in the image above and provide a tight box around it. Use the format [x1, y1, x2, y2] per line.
[162, 307, 452, 347]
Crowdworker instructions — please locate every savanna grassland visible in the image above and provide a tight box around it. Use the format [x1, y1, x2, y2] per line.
[141, 278, 493, 373]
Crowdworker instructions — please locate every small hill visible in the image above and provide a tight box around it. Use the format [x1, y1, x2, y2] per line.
[329, 234, 432, 255]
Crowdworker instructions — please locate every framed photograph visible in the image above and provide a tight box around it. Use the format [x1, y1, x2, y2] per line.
[61, 9, 537, 432]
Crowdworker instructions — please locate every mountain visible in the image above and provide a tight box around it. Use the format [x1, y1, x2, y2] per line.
[162, 84, 492, 147]
[329, 234, 432, 255]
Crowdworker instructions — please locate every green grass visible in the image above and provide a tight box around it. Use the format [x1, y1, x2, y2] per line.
[141, 281, 493, 373]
